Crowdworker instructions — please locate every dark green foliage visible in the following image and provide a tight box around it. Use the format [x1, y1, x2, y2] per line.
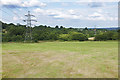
[95, 34, 108, 41]
[2, 23, 25, 42]
[1, 21, 118, 42]
[71, 32, 88, 41]
[95, 31, 118, 41]
[2, 33, 11, 42]
[59, 34, 71, 41]
[11, 35, 23, 42]
[34, 39, 38, 43]
[59, 32, 87, 41]
[84, 27, 88, 30]
[55, 25, 59, 28]
[60, 26, 64, 29]
[118, 29, 120, 40]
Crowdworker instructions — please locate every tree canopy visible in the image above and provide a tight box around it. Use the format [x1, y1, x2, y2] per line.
[1, 21, 119, 42]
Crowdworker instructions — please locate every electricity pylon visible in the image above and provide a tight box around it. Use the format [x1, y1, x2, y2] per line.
[23, 11, 37, 42]
[94, 25, 96, 35]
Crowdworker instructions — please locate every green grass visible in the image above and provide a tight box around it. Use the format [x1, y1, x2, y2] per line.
[2, 41, 118, 78]
[0, 44, 2, 80]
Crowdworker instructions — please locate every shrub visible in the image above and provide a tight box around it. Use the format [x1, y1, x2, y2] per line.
[59, 34, 71, 41]
[112, 32, 118, 40]
[95, 31, 118, 41]
[34, 39, 38, 43]
[2, 33, 11, 42]
[11, 35, 23, 42]
[95, 34, 108, 41]
[71, 32, 88, 41]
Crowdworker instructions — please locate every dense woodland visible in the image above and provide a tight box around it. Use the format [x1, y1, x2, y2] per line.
[1, 21, 119, 42]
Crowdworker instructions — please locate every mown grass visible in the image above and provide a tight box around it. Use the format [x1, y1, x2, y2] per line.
[0, 44, 2, 79]
[2, 41, 118, 78]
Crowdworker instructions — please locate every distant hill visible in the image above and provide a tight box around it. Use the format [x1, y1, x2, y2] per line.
[88, 27, 119, 30]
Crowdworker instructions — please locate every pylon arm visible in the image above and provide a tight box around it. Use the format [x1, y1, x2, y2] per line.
[31, 20, 37, 22]
[23, 20, 26, 22]
[25, 15, 35, 17]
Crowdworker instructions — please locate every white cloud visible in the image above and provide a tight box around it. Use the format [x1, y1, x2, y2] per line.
[0, 0, 47, 7]
[54, 13, 82, 19]
[76, 0, 119, 2]
[114, 17, 118, 20]
[20, 17, 24, 20]
[34, 8, 117, 21]
[34, 8, 83, 19]
[0, 0, 21, 5]
[61, 2, 68, 6]
[19, 9, 22, 11]
[88, 12, 104, 20]
[34, 8, 45, 13]
[51, 0, 61, 2]
[68, 9, 76, 15]
[34, 8, 62, 15]
[13, 16, 18, 21]
[89, 12, 103, 17]
[21, 0, 46, 7]
[88, 2, 105, 8]
[97, 9, 102, 13]
[87, 12, 117, 21]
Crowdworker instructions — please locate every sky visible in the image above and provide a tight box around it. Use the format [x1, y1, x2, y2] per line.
[0, 0, 119, 28]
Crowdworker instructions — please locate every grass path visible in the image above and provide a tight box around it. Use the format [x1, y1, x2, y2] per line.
[2, 41, 118, 78]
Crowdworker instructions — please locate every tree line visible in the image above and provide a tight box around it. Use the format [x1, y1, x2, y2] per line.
[1, 21, 119, 42]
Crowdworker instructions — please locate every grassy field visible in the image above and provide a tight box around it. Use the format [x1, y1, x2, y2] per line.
[2, 41, 118, 78]
[0, 44, 1, 79]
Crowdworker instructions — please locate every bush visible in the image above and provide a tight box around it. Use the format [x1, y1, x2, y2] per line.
[95, 34, 108, 41]
[71, 32, 88, 41]
[34, 39, 38, 43]
[105, 31, 114, 40]
[112, 32, 118, 40]
[2, 33, 11, 42]
[11, 35, 23, 42]
[49, 32, 58, 40]
[59, 34, 71, 41]
[95, 31, 118, 41]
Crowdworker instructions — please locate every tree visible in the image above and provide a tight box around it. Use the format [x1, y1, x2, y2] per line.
[2, 33, 11, 42]
[49, 32, 58, 40]
[59, 34, 71, 41]
[1, 21, 118, 42]
[112, 32, 118, 40]
[60, 26, 64, 29]
[71, 32, 88, 41]
[11, 35, 23, 42]
[84, 27, 88, 30]
[55, 25, 59, 28]
[105, 31, 114, 40]
[95, 33, 108, 41]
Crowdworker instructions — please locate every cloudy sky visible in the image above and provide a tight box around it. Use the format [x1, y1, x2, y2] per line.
[0, 0, 119, 28]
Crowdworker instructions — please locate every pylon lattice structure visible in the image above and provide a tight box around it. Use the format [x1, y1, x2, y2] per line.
[94, 25, 96, 35]
[23, 11, 37, 42]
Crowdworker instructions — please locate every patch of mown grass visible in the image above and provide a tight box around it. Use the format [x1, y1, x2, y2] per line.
[2, 41, 118, 78]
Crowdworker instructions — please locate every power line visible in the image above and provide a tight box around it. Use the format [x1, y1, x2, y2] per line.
[0, 9, 15, 19]
[0, 9, 21, 24]
[24, 7, 30, 12]
[4, 6, 21, 20]
[1, 6, 33, 25]
[0, 8, 10, 16]
[3, 6, 27, 24]
[1, 17, 12, 22]
[10, 5, 29, 17]
[0, 9, 11, 22]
